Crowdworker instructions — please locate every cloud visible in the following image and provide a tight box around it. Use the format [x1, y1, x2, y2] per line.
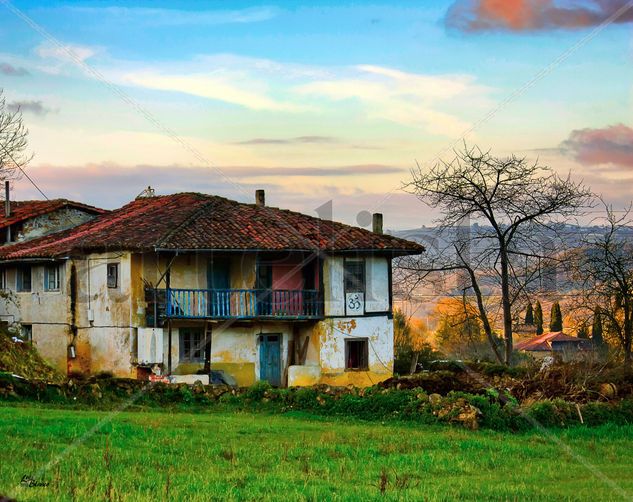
[445, 0, 633, 32]
[13, 163, 421, 228]
[235, 136, 340, 145]
[295, 64, 488, 136]
[228, 164, 404, 177]
[62, 6, 280, 26]
[0, 63, 29, 76]
[118, 54, 487, 132]
[125, 70, 304, 112]
[36, 42, 96, 62]
[121, 55, 314, 112]
[559, 123, 633, 167]
[7, 100, 53, 116]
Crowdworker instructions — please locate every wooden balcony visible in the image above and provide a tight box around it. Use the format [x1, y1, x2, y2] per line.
[165, 288, 323, 320]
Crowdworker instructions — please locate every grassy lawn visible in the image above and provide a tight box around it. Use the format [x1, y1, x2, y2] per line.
[0, 405, 632, 501]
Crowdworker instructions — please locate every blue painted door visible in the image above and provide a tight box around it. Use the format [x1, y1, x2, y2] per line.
[259, 334, 281, 387]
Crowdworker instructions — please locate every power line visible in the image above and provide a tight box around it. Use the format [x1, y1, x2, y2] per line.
[0, 142, 49, 200]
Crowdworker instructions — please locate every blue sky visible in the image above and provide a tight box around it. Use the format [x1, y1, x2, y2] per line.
[1, 0, 632, 228]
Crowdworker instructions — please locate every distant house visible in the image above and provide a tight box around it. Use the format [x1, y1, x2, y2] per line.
[0, 190, 424, 387]
[515, 331, 591, 361]
[0, 197, 106, 244]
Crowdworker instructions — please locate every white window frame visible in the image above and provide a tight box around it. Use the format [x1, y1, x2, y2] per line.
[16, 266, 32, 293]
[45, 264, 61, 292]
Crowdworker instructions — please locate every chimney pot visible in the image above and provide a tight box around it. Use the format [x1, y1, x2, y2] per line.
[255, 189, 265, 207]
[372, 213, 383, 234]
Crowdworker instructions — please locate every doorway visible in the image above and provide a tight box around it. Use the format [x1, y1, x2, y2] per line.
[259, 334, 281, 386]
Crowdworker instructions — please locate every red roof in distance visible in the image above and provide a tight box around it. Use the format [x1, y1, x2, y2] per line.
[515, 331, 586, 352]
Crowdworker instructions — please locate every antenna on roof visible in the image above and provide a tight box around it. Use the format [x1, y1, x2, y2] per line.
[136, 186, 156, 199]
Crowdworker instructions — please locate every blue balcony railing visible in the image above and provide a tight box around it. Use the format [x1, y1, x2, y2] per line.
[166, 288, 322, 320]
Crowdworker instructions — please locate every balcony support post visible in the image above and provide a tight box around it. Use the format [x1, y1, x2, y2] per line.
[166, 268, 172, 375]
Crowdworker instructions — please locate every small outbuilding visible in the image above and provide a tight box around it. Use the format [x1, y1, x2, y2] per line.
[515, 331, 592, 361]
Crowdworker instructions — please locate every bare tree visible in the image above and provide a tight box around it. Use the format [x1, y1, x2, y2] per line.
[0, 89, 32, 181]
[571, 203, 633, 371]
[401, 145, 592, 365]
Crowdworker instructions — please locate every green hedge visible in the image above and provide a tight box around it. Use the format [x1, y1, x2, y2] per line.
[1, 374, 632, 432]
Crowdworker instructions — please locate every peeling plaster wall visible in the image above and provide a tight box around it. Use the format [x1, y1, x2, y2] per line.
[323, 256, 391, 316]
[317, 316, 393, 386]
[1, 262, 70, 373]
[165, 321, 301, 386]
[365, 257, 389, 312]
[323, 257, 345, 316]
[70, 253, 137, 377]
[17, 208, 97, 242]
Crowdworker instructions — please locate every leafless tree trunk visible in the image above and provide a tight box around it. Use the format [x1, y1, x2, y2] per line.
[570, 202, 633, 372]
[402, 144, 592, 365]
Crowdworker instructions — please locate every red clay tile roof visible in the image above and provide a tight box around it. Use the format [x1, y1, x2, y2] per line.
[0, 193, 424, 260]
[515, 332, 585, 352]
[0, 199, 106, 229]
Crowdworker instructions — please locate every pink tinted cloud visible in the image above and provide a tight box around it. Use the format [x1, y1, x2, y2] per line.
[445, 0, 633, 32]
[560, 124, 633, 167]
[11, 163, 425, 228]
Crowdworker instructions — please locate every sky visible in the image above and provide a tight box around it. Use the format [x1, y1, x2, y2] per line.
[0, 0, 632, 229]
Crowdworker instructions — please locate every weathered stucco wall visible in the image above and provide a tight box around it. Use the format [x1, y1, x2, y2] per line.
[71, 253, 137, 377]
[164, 321, 305, 386]
[0, 253, 138, 377]
[288, 316, 394, 387]
[323, 257, 345, 316]
[323, 256, 391, 316]
[365, 257, 389, 312]
[139, 252, 257, 290]
[1, 262, 70, 373]
[18, 207, 97, 242]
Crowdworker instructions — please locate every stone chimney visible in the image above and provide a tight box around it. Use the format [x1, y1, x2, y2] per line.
[255, 189, 265, 207]
[372, 213, 383, 234]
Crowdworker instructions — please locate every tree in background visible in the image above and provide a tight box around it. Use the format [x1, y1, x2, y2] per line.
[393, 309, 431, 374]
[0, 89, 32, 180]
[591, 305, 605, 350]
[534, 301, 544, 335]
[402, 145, 591, 364]
[433, 297, 501, 361]
[550, 301, 563, 332]
[571, 204, 633, 370]
[525, 301, 534, 325]
[577, 323, 589, 339]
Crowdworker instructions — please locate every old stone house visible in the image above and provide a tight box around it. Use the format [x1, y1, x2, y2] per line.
[0, 190, 423, 387]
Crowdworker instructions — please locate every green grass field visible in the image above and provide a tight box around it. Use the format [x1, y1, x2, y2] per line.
[0, 405, 632, 501]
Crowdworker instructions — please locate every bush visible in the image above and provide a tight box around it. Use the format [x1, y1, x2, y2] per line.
[244, 381, 273, 401]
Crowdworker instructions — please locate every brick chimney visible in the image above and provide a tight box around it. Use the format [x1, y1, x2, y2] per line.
[372, 213, 383, 234]
[255, 189, 265, 207]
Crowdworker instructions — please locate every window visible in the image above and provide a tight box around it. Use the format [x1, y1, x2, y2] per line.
[45, 265, 61, 291]
[107, 263, 119, 289]
[16, 266, 31, 292]
[344, 258, 365, 293]
[179, 329, 204, 363]
[345, 338, 368, 371]
[20, 324, 32, 343]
